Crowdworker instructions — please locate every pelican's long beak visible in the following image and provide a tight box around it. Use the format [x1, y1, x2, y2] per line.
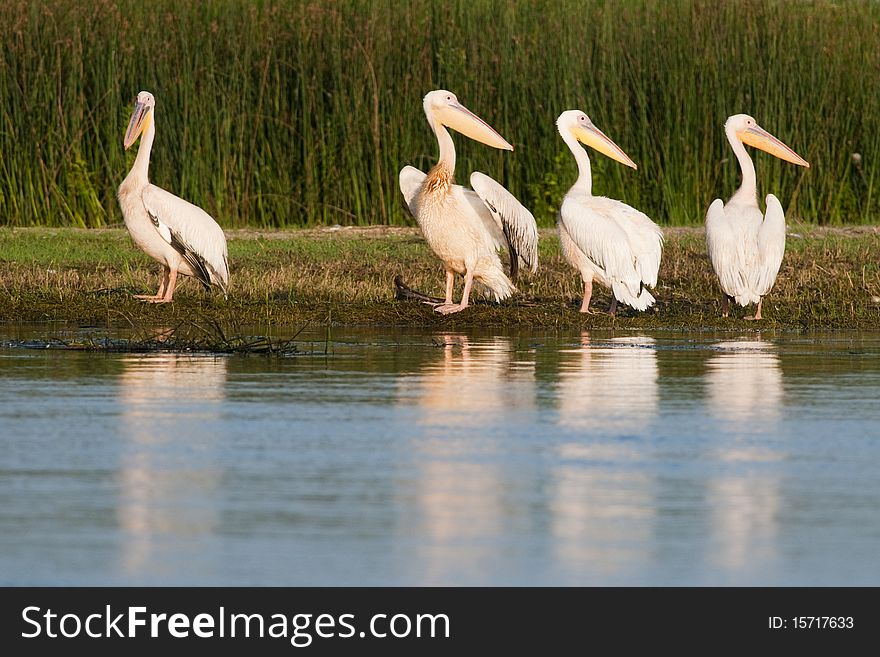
[572, 122, 637, 169]
[436, 101, 513, 151]
[123, 100, 151, 150]
[739, 125, 810, 168]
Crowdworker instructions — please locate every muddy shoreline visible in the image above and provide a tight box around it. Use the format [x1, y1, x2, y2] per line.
[1, 226, 878, 332]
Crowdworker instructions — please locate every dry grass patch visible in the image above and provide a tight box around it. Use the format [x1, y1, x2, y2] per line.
[0, 226, 878, 330]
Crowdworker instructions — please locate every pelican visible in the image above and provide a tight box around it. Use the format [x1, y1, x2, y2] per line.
[556, 110, 663, 314]
[399, 90, 538, 314]
[117, 91, 229, 303]
[706, 114, 809, 320]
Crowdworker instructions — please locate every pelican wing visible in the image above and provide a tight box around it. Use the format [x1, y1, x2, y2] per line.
[560, 195, 645, 303]
[470, 171, 538, 275]
[706, 198, 750, 302]
[607, 201, 663, 288]
[142, 184, 229, 293]
[751, 194, 786, 296]
[399, 165, 426, 215]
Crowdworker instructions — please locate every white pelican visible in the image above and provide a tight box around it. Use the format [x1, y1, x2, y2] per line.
[399, 90, 538, 314]
[705, 114, 809, 320]
[556, 110, 663, 314]
[117, 91, 229, 303]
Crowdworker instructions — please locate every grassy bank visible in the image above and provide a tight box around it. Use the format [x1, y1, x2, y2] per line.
[0, 226, 878, 330]
[1, 0, 878, 229]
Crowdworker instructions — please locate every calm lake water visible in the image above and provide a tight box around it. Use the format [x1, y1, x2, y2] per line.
[1, 325, 879, 586]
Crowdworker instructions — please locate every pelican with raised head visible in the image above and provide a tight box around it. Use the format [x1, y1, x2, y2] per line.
[706, 114, 809, 320]
[399, 90, 538, 314]
[117, 91, 229, 303]
[556, 110, 663, 314]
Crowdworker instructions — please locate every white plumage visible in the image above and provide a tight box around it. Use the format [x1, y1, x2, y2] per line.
[705, 114, 809, 320]
[555, 110, 663, 314]
[398, 90, 537, 314]
[117, 91, 228, 303]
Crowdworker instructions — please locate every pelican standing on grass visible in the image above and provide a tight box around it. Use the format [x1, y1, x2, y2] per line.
[117, 91, 229, 303]
[399, 90, 538, 314]
[705, 114, 809, 320]
[556, 110, 663, 314]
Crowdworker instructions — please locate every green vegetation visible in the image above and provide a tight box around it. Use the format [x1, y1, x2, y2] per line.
[0, 226, 878, 330]
[1, 0, 878, 229]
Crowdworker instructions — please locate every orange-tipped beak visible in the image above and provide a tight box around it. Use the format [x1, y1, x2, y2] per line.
[739, 125, 809, 168]
[572, 122, 637, 169]
[435, 101, 513, 151]
[123, 100, 151, 150]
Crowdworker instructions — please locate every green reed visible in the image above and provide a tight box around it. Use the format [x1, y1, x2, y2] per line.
[1, 0, 878, 228]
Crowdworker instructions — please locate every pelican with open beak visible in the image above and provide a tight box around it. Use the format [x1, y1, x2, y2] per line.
[398, 90, 538, 314]
[705, 114, 809, 320]
[556, 110, 663, 314]
[117, 91, 229, 303]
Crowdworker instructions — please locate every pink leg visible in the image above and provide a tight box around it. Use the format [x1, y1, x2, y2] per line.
[721, 293, 731, 318]
[157, 269, 169, 299]
[428, 270, 457, 309]
[607, 297, 618, 316]
[444, 270, 455, 304]
[459, 271, 474, 308]
[745, 298, 763, 321]
[151, 267, 178, 303]
[436, 269, 474, 314]
[135, 266, 169, 301]
[579, 279, 593, 313]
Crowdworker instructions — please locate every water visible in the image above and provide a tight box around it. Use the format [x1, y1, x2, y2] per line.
[1, 325, 879, 586]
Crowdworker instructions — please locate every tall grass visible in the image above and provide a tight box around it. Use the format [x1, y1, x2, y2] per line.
[1, 0, 878, 228]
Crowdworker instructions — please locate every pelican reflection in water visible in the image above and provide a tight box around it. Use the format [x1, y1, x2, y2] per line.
[556, 334, 659, 436]
[116, 353, 227, 580]
[550, 335, 659, 578]
[705, 339, 784, 577]
[706, 339, 783, 429]
[394, 335, 535, 584]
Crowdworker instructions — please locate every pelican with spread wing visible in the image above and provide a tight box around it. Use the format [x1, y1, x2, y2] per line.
[117, 91, 229, 303]
[399, 90, 537, 314]
[705, 114, 809, 320]
[556, 110, 663, 314]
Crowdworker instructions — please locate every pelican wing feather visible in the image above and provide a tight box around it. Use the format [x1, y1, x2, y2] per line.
[142, 184, 229, 293]
[705, 198, 760, 304]
[608, 200, 663, 288]
[398, 165, 426, 216]
[751, 194, 786, 296]
[560, 195, 646, 304]
[470, 171, 538, 275]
